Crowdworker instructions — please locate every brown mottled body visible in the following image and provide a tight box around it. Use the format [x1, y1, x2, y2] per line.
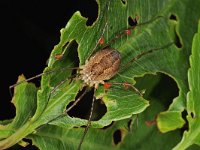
[80, 48, 121, 88]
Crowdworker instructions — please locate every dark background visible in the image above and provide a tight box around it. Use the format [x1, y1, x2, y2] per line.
[0, 0, 97, 149]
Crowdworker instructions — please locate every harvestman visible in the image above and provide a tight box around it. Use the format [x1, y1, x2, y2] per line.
[9, 1, 174, 150]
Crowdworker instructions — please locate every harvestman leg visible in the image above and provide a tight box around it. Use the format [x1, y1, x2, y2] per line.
[104, 82, 143, 96]
[9, 66, 79, 97]
[77, 88, 96, 150]
[104, 42, 174, 96]
[102, 16, 164, 49]
[36, 87, 88, 131]
[122, 42, 174, 69]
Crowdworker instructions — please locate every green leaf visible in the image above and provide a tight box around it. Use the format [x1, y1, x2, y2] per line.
[0, 75, 37, 149]
[157, 111, 185, 132]
[156, 0, 200, 132]
[32, 0, 154, 129]
[28, 97, 181, 150]
[1, 0, 200, 149]
[10, 75, 37, 129]
[172, 21, 200, 150]
[120, 98, 182, 150]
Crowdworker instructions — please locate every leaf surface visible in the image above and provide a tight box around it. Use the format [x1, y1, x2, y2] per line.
[173, 21, 200, 150]
[1, 0, 200, 149]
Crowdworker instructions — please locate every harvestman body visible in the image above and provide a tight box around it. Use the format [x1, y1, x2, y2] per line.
[80, 48, 120, 88]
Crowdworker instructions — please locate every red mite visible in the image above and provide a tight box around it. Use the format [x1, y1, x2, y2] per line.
[124, 29, 131, 35]
[123, 82, 130, 89]
[99, 37, 105, 45]
[104, 82, 112, 89]
[54, 54, 63, 60]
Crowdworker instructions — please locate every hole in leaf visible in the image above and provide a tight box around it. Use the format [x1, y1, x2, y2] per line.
[181, 110, 189, 131]
[50, 41, 79, 87]
[92, 98, 107, 121]
[21, 139, 38, 150]
[128, 16, 138, 27]
[181, 110, 188, 121]
[127, 119, 133, 129]
[61, 42, 70, 50]
[169, 14, 178, 21]
[149, 73, 179, 108]
[127, 117, 137, 131]
[121, 0, 127, 5]
[191, 112, 194, 118]
[135, 73, 179, 109]
[67, 88, 107, 121]
[174, 29, 182, 48]
[102, 121, 114, 130]
[113, 129, 122, 145]
[169, 14, 182, 48]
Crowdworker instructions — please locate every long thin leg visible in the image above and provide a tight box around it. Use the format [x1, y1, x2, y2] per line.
[104, 16, 164, 49]
[9, 71, 50, 97]
[88, 0, 111, 57]
[77, 88, 96, 150]
[50, 73, 78, 96]
[36, 87, 88, 131]
[89, 21, 108, 57]
[121, 42, 174, 71]
[105, 82, 143, 97]
[9, 66, 79, 97]
[65, 87, 89, 113]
